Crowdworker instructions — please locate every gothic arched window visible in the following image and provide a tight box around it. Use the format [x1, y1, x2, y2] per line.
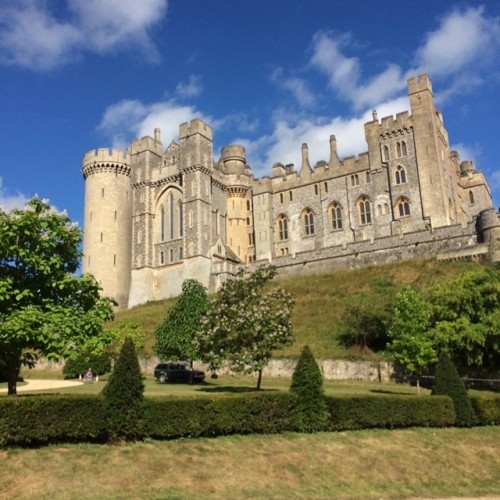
[178, 201, 183, 237]
[160, 205, 165, 241]
[329, 202, 343, 230]
[357, 196, 372, 225]
[395, 165, 407, 185]
[303, 209, 315, 235]
[277, 214, 288, 241]
[396, 197, 410, 217]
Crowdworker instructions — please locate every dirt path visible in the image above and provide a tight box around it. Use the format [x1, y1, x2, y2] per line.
[0, 379, 83, 394]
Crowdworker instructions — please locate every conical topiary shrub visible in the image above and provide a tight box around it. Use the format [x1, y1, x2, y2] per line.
[431, 351, 476, 427]
[102, 337, 145, 441]
[290, 345, 329, 432]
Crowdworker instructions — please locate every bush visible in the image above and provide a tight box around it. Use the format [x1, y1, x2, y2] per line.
[325, 395, 455, 431]
[290, 346, 329, 432]
[102, 337, 144, 441]
[142, 393, 301, 440]
[63, 353, 111, 379]
[432, 351, 477, 427]
[469, 395, 500, 425]
[0, 395, 106, 447]
[0, 391, 463, 448]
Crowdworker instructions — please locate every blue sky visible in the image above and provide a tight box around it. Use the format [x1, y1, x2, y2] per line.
[1, 0, 499, 227]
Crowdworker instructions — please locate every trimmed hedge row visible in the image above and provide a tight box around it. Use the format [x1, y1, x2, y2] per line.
[0, 393, 497, 448]
[0, 395, 107, 447]
[470, 395, 500, 425]
[325, 395, 455, 431]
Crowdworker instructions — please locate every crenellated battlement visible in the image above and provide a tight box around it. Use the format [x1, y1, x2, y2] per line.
[407, 73, 433, 95]
[179, 118, 212, 141]
[83, 148, 130, 166]
[365, 111, 412, 137]
[81, 72, 496, 309]
[82, 148, 131, 178]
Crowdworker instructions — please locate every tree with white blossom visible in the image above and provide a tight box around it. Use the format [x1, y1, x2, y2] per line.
[197, 265, 294, 389]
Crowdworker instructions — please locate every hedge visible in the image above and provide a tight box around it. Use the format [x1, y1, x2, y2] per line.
[0, 395, 107, 447]
[1, 393, 497, 448]
[470, 395, 500, 425]
[142, 393, 300, 440]
[325, 395, 456, 431]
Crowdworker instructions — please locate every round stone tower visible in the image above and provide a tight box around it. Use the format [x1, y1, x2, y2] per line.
[477, 208, 500, 263]
[82, 148, 132, 308]
[222, 145, 252, 262]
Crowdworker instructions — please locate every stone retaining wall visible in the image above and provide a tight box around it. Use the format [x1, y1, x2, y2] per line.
[35, 357, 394, 383]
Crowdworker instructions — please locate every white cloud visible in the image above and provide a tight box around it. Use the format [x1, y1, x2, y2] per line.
[98, 98, 209, 148]
[413, 6, 500, 78]
[175, 75, 203, 99]
[241, 96, 409, 178]
[271, 68, 316, 107]
[0, 0, 168, 70]
[309, 32, 406, 110]
[0, 177, 30, 210]
[451, 142, 481, 165]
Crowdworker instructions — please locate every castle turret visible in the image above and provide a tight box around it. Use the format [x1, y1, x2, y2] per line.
[179, 119, 214, 259]
[82, 148, 132, 308]
[408, 74, 454, 227]
[221, 145, 251, 262]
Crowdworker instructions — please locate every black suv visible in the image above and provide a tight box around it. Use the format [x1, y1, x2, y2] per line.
[154, 362, 205, 383]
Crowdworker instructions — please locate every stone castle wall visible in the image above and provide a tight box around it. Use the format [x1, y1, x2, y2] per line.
[82, 75, 497, 309]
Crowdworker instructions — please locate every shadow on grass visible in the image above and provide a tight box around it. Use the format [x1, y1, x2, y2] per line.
[196, 384, 279, 394]
[369, 389, 416, 396]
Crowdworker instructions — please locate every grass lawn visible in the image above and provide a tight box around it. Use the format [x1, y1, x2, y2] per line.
[3, 373, 440, 398]
[0, 427, 498, 499]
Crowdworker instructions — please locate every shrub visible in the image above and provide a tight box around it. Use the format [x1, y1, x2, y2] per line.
[469, 395, 500, 425]
[325, 395, 455, 431]
[102, 337, 145, 441]
[0, 391, 463, 448]
[0, 395, 106, 447]
[290, 345, 329, 432]
[63, 353, 111, 379]
[432, 351, 477, 427]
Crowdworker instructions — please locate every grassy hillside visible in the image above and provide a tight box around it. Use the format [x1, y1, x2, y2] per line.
[110, 259, 488, 360]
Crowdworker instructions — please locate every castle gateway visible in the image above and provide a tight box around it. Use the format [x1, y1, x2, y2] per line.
[82, 74, 499, 309]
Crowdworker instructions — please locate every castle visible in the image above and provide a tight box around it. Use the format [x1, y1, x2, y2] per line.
[82, 74, 500, 309]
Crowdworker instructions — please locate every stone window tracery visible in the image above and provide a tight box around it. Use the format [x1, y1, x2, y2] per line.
[357, 196, 372, 225]
[396, 197, 410, 217]
[329, 202, 343, 230]
[277, 214, 289, 241]
[395, 165, 407, 185]
[397, 141, 407, 158]
[303, 208, 315, 236]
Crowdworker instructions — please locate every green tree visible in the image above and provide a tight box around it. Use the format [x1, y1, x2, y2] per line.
[340, 301, 389, 352]
[290, 345, 329, 432]
[427, 267, 500, 372]
[198, 265, 294, 390]
[432, 351, 476, 427]
[63, 320, 144, 379]
[102, 336, 145, 441]
[153, 279, 208, 375]
[0, 198, 114, 395]
[387, 287, 437, 394]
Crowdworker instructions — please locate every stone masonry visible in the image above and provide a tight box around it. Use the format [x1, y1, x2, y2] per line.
[82, 74, 499, 309]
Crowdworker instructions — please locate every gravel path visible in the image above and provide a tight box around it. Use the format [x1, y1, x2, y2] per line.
[0, 379, 83, 393]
